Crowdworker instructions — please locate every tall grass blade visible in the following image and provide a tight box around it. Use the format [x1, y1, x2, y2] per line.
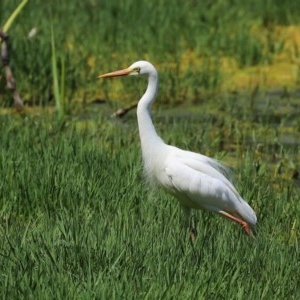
[2, 0, 29, 33]
[51, 24, 63, 117]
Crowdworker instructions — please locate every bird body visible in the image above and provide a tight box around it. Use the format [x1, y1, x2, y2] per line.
[99, 60, 257, 235]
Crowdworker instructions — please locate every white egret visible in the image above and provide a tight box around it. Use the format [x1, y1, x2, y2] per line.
[99, 60, 257, 237]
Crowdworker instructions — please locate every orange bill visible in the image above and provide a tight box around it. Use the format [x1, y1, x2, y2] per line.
[98, 68, 132, 78]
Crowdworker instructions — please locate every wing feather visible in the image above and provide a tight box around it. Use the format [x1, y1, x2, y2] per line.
[163, 148, 257, 225]
[165, 159, 241, 212]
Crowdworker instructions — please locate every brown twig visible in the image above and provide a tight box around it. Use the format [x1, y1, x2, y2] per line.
[111, 102, 138, 118]
[0, 30, 23, 110]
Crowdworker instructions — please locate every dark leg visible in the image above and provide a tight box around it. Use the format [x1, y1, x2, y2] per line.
[181, 205, 197, 241]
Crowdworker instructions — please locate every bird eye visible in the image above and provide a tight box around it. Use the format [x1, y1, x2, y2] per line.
[134, 67, 141, 73]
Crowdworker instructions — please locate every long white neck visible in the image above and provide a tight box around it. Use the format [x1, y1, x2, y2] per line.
[137, 72, 165, 158]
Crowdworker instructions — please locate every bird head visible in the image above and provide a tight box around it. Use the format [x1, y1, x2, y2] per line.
[98, 60, 157, 79]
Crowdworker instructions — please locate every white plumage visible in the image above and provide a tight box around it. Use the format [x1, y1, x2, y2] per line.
[99, 60, 257, 237]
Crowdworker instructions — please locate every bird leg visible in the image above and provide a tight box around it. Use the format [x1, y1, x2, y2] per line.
[189, 223, 197, 242]
[180, 205, 197, 242]
[219, 211, 251, 235]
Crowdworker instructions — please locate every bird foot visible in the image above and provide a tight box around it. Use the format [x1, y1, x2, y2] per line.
[219, 210, 253, 236]
[241, 221, 251, 235]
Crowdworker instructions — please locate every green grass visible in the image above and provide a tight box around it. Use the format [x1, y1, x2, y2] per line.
[0, 98, 300, 298]
[1, 1, 300, 298]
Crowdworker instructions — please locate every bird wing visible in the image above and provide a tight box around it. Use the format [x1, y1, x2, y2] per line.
[164, 150, 242, 213]
[171, 148, 239, 196]
[178, 148, 234, 182]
